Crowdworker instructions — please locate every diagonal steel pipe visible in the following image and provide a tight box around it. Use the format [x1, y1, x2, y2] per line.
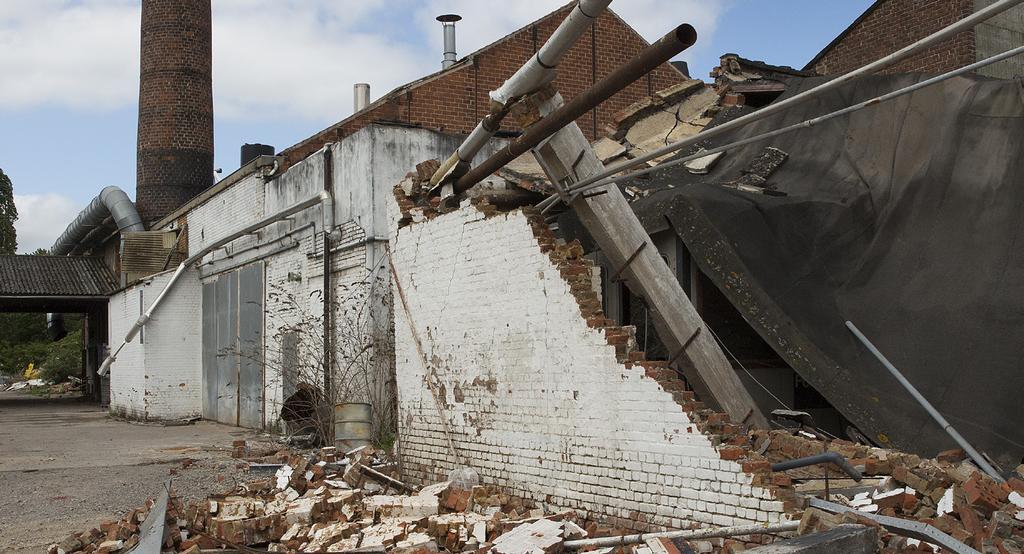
[438, 24, 697, 197]
[429, 0, 613, 189]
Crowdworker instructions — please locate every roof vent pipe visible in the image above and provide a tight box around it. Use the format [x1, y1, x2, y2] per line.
[437, 14, 462, 69]
[354, 83, 371, 112]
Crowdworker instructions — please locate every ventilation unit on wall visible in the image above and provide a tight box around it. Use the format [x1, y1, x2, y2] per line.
[121, 230, 184, 284]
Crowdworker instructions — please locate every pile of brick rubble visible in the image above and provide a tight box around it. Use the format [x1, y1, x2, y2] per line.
[48, 445, 596, 554]
[752, 429, 1024, 552]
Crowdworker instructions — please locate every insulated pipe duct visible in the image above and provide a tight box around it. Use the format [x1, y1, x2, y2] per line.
[354, 83, 371, 112]
[99, 189, 333, 376]
[51, 186, 145, 255]
[490, 0, 613, 108]
[437, 14, 462, 69]
[445, 24, 697, 196]
[429, 0, 612, 187]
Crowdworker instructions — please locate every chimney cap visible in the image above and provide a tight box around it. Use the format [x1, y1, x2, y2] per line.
[436, 14, 462, 23]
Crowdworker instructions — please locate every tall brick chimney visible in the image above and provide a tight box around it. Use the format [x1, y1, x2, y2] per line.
[136, 0, 214, 223]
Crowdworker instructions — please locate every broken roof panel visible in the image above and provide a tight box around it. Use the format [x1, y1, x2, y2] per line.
[626, 73, 1024, 468]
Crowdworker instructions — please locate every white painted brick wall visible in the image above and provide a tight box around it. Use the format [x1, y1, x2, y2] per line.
[391, 205, 787, 530]
[188, 174, 265, 255]
[108, 284, 146, 419]
[108, 268, 202, 420]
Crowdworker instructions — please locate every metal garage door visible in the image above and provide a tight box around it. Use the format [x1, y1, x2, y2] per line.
[201, 263, 264, 427]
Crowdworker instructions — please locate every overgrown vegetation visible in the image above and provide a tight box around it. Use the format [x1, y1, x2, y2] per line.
[0, 313, 83, 380]
[0, 167, 83, 383]
[237, 262, 397, 447]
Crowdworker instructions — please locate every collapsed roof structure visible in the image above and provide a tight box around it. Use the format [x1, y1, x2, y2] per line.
[11, 0, 1024, 551]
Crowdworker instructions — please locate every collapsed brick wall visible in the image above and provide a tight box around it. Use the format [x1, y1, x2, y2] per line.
[390, 194, 796, 531]
[808, 0, 975, 76]
[280, 6, 685, 169]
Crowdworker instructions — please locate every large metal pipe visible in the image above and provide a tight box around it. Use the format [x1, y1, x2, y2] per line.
[99, 189, 334, 376]
[445, 24, 696, 196]
[51, 186, 145, 255]
[490, 0, 613, 108]
[545, 43, 1024, 209]
[542, 0, 1024, 205]
[429, 0, 612, 188]
[846, 321, 1004, 482]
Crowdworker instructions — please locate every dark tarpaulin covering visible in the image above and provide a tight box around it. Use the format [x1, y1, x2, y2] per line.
[623, 74, 1024, 467]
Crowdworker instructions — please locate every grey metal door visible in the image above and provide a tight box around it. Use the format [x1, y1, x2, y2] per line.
[237, 264, 264, 428]
[201, 282, 218, 421]
[201, 263, 264, 428]
[215, 271, 238, 425]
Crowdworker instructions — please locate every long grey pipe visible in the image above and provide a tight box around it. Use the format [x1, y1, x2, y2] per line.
[846, 321, 1004, 482]
[51, 186, 144, 255]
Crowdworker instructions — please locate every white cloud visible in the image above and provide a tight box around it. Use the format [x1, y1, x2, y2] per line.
[210, 1, 432, 121]
[0, 1, 724, 121]
[0, 0, 140, 111]
[13, 193, 81, 254]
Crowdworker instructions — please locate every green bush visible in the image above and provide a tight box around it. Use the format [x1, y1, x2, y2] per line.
[39, 330, 82, 382]
[0, 341, 51, 376]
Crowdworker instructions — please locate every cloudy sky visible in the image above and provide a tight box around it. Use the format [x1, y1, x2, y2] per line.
[0, 0, 871, 253]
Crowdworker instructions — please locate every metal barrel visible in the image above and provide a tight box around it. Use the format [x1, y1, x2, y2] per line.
[334, 402, 373, 450]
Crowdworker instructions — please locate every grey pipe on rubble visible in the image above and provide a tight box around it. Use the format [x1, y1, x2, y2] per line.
[563, 521, 800, 549]
[98, 190, 334, 376]
[771, 452, 863, 482]
[51, 186, 144, 255]
[846, 321, 1004, 483]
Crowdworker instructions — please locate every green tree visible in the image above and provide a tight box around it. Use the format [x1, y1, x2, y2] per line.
[0, 168, 17, 255]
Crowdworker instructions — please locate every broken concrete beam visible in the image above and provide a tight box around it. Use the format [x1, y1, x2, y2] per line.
[364, 493, 439, 522]
[492, 518, 566, 554]
[746, 525, 878, 553]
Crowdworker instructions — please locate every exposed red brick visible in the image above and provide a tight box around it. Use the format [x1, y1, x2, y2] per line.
[136, 0, 214, 223]
[280, 6, 686, 173]
[809, 0, 976, 76]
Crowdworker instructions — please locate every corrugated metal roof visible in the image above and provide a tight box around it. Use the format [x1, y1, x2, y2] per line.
[0, 255, 117, 297]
